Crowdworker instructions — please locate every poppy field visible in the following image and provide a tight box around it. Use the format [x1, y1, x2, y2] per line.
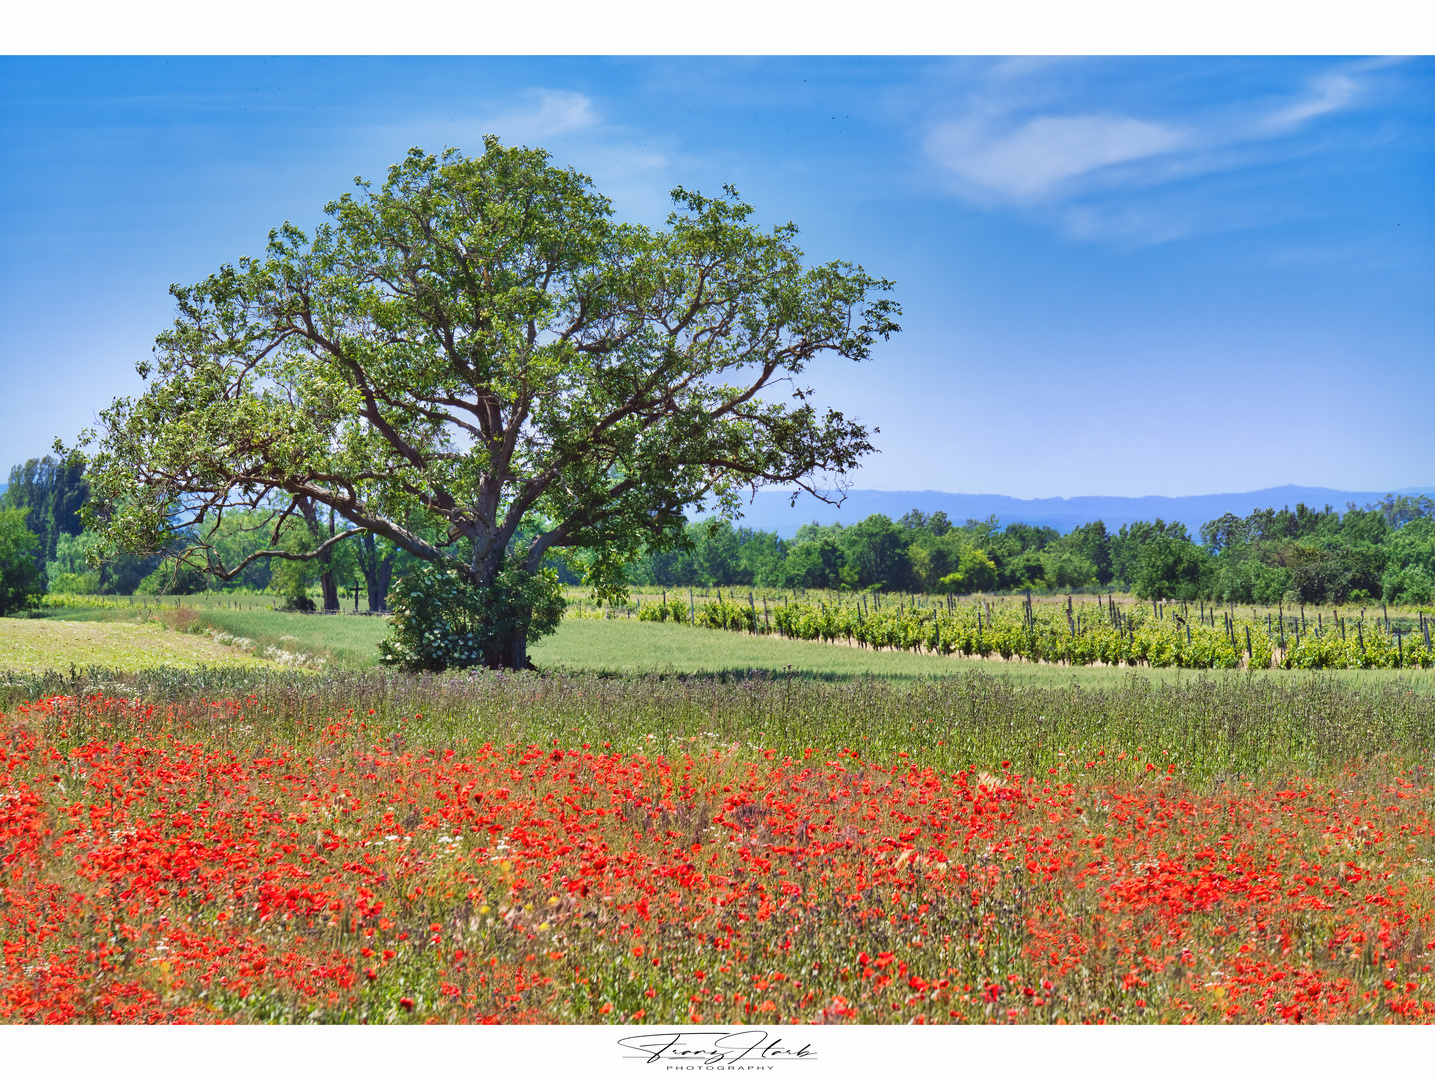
[1, 667, 1433, 1024]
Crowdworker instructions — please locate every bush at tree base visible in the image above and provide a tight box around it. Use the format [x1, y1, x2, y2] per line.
[377, 563, 565, 672]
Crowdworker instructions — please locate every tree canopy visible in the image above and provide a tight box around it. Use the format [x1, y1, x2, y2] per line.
[77, 139, 900, 666]
[1, 454, 88, 567]
[0, 508, 42, 615]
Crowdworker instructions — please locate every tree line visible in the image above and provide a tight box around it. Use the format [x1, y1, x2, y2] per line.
[628, 498, 1435, 605]
[2, 451, 1431, 616]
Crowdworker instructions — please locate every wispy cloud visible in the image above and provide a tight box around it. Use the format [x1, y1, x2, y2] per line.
[1263, 73, 1357, 130]
[920, 60, 1385, 245]
[489, 88, 599, 141]
[927, 114, 1187, 200]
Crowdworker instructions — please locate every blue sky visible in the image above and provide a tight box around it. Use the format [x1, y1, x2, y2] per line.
[1, 56, 1430, 500]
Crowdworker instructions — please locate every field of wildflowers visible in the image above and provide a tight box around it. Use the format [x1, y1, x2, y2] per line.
[1, 668, 1432, 1024]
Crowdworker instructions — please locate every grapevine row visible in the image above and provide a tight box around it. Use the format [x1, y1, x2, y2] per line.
[614, 591, 1435, 670]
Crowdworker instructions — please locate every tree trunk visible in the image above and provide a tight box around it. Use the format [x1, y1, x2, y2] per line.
[503, 631, 533, 671]
[375, 556, 393, 611]
[320, 569, 340, 612]
[296, 496, 342, 612]
[357, 532, 394, 612]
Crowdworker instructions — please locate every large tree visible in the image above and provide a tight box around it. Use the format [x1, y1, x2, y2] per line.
[77, 139, 900, 667]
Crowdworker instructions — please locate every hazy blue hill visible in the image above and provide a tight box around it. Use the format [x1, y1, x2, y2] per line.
[729, 485, 1435, 538]
[0, 477, 1427, 539]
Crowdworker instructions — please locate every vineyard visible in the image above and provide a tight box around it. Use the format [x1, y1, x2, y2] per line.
[573, 589, 1435, 671]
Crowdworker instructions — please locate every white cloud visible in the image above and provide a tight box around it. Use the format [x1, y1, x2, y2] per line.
[918, 59, 1383, 245]
[928, 114, 1186, 200]
[1264, 73, 1357, 130]
[491, 88, 599, 141]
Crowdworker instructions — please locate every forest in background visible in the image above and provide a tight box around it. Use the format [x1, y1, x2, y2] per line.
[627, 498, 1435, 606]
[3, 454, 1434, 609]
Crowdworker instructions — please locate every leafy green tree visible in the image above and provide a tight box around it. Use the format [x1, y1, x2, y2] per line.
[1210, 551, 1286, 605]
[792, 521, 845, 546]
[0, 508, 43, 614]
[629, 544, 700, 588]
[1337, 541, 1387, 600]
[936, 545, 998, 594]
[897, 509, 953, 537]
[959, 515, 1002, 548]
[36, 527, 161, 598]
[201, 510, 280, 593]
[1133, 535, 1209, 601]
[1, 454, 88, 567]
[1040, 549, 1097, 590]
[1375, 493, 1435, 529]
[292, 495, 361, 610]
[620, 518, 784, 589]
[1111, 519, 1190, 590]
[837, 514, 913, 591]
[267, 542, 322, 609]
[689, 521, 747, 587]
[735, 528, 787, 588]
[907, 533, 959, 592]
[1381, 564, 1433, 605]
[76, 140, 899, 669]
[355, 530, 398, 610]
[1054, 521, 1113, 585]
[1381, 518, 1435, 604]
[1283, 543, 1353, 604]
[1199, 512, 1248, 556]
[970, 521, 1056, 591]
[780, 536, 845, 589]
[908, 532, 996, 593]
[45, 531, 102, 594]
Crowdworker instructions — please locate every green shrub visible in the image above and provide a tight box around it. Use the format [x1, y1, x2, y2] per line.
[46, 570, 102, 594]
[378, 562, 565, 672]
[1382, 564, 1434, 606]
[138, 559, 208, 595]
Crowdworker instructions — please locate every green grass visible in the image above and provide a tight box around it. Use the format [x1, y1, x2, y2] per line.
[535, 616, 983, 679]
[14, 604, 389, 670]
[0, 615, 278, 673]
[195, 608, 388, 669]
[38, 592, 289, 612]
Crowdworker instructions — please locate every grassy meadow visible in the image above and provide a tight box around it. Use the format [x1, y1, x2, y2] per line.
[12, 598, 387, 671]
[0, 613, 279, 673]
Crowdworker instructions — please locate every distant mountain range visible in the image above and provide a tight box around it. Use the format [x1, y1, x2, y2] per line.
[721, 485, 1435, 538]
